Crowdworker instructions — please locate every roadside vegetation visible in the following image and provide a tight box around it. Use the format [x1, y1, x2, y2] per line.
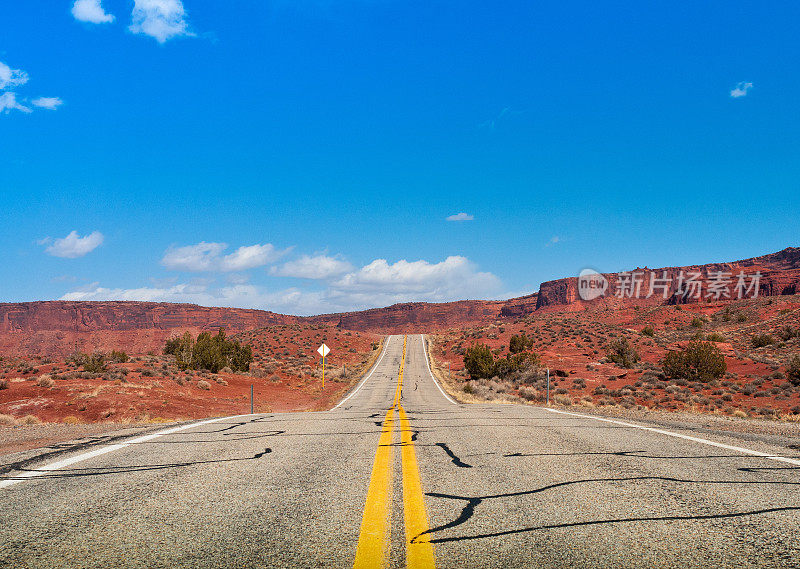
[432, 295, 800, 420]
[0, 324, 379, 424]
[164, 330, 253, 373]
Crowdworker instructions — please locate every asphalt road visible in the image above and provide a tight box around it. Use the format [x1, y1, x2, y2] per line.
[2, 334, 800, 568]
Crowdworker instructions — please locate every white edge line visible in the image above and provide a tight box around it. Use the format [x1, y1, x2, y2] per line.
[421, 334, 457, 405]
[0, 413, 256, 489]
[544, 407, 800, 466]
[331, 335, 393, 410]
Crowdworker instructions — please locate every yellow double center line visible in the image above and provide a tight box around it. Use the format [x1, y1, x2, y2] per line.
[353, 336, 436, 569]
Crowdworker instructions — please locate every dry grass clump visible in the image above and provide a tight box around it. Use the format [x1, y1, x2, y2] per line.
[20, 415, 42, 425]
[197, 380, 211, 390]
[552, 394, 573, 406]
[36, 374, 54, 388]
[62, 415, 82, 424]
[0, 414, 17, 426]
[733, 409, 748, 418]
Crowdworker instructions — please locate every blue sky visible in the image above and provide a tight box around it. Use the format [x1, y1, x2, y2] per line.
[1, 1, 798, 315]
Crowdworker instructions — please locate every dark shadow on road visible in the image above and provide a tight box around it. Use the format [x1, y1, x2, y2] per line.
[503, 450, 800, 461]
[424, 506, 800, 543]
[435, 443, 472, 468]
[415, 476, 800, 544]
[1, 448, 273, 481]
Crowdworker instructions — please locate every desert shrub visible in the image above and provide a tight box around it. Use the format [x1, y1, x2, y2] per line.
[197, 380, 211, 390]
[662, 341, 726, 383]
[20, 415, 42, 425]
[552, 394, 573, 406]
[706, 332, 726, 343]
[165, 330, 253, 373]
[518, 386, 541, 401]
[164, 331, 195, 369]
[606, 337, 640, 368]
[751, 334, 776, 348]
[83, 353, 107, 373]
[690, 317, 704, 329]
[493, 352, 540, 379]
[36, 374, 54, 388]
[641, 326, 655, 337]
[787, 355, 800, 386]
[0, 379, 7, 390]
[463, 343, 495, 379]
[509, 333, 534, 354]
[0, 414, 17, 426]
[736, 314, 747, 322]
[108, 350, 129, 363]
[778, 326, 799, 341]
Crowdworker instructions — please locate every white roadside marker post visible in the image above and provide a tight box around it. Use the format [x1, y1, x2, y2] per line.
[318, 343, 331, 390]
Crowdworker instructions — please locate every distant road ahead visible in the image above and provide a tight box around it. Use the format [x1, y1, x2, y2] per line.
[2, 335, 800, 568]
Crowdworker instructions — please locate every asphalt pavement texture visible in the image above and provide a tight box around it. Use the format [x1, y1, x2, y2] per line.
[1, 334, 799, 568]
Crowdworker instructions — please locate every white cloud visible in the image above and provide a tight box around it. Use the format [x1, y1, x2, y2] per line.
[31, 97, 63, 110]
[72, 0, 115, 23]
[545, 235, 560, 247]
[0, 92, 31, 114]
[0, 61, 62, 116]
[42, 230, 104, 258]
[730, 81, 753, 98]
[446, 212, 474, 222]
[129, 0, 194, 43]
[61, 255, 501, 315]
[271, 254, 353, 280]
[0, 61, 28, 90]
[330, 256, 500, 304]
[161, 242, 290, 272]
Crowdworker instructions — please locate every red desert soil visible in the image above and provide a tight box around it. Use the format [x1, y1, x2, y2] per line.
[0, 246, 798, 426]
[430, 295, 800, 419]
[0, 324, 380, 425]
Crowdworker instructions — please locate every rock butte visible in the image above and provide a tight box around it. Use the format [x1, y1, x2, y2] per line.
[1, 247, 798, 357]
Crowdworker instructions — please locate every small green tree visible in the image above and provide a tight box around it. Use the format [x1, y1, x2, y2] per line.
[82, 352, 107, 373]
[787, 355, 800, 386]
[662, 341, 726, 382]
[509, 333, 534, 354]
[751, 333, 776, 348]
[164, 331, 195, 370]
[108, 350, 129, 363]
[165, 330, 253, 373]
[192, 331, 228, 373]
[493, 351, 540, 377]
[463, 343, 495, 379]
[606, 336, 639, 368]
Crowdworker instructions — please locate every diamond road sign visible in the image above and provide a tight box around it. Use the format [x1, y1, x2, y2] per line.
[317, 344, 330, 357]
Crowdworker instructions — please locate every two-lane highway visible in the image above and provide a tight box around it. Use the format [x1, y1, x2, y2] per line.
[2, 334, 800, 568]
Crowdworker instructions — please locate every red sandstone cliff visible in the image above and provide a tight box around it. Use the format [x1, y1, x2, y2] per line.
[1, 247, 798, 356]
[0, 301, 297, 334]
[310, 299, 509, 334]
[536, 247, 800, 309]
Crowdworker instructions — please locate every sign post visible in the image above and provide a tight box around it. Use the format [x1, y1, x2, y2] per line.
[546, 368, 550, 406]
[317, 343, 330, 390]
